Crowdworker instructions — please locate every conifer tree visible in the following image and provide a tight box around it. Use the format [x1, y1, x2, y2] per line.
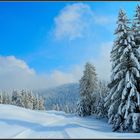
[0, 92, 3, 104]
[27, 90, 34, 109]
[38, 96, 45, 110]
[94, 81, 109, 118]
[77, 62, 97, 116]
[12, 90, 24, 107]
[33, 94, 39, 110]
[52, 104, 60, 111]
[132, 5, 140, 48]
[105, 9, 140, 132]
[2, 92, 7, 104]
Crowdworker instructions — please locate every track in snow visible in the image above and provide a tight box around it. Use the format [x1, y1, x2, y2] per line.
[0, 104, 140, 139]
[12, 118, 71, 138]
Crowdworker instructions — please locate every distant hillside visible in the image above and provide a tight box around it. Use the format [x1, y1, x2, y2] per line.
[37, 83, 80, 113]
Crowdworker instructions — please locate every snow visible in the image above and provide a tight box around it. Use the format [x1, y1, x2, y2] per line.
[0, 104, 140, 139]
[132, 113, 140, 132]
[137, 92, 140, 106]
[122, 87, 127, 100]
[131, 53, 140, 70]
[124, 39, 127, 45]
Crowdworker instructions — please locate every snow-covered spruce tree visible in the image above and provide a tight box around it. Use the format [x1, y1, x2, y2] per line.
[38, 96, 45, 110]
[12, 90, 24, 107]
[77, 62, 97, 117]
[4, 93, 12, 105]
[52, 104, 60, 111]
[64, 104, 72, 113]
[94, 80, 109, 118]
[0, 92, 3, 104]
[105, 9, 140, 132]
[2, 92, 7, 104]
[27, 90, 34, 109]
[20, 89, 27, 108]
[132, 5, 140, 48]
[33, 94, 39, 110]
[22, 90, 30, 109]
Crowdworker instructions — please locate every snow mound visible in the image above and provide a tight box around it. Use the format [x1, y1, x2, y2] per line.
[0, 104, 140, 138]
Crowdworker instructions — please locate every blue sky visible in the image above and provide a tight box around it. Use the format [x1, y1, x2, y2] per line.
[0, 2, 139, 90]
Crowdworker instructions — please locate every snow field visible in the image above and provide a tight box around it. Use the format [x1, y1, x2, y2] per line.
[0, 104, 140, 138]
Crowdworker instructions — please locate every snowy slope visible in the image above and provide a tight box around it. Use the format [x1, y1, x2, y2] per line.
[0, 104, 140, 138]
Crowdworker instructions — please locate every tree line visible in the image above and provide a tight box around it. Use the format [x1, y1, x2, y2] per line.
[0, 89, 45, 110]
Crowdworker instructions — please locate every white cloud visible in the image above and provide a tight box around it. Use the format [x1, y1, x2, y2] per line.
[45, 66, 82, 87]
[53, 3, 93, 41]
[0, 56, 82, 90]
[53, 3, 115, 41]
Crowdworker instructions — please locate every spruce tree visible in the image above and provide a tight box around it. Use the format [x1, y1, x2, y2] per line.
[52, 104, 60, 111]
[0, 92, 3, 104]
[2, 92, 7, 104]
[5, 93, 11, 105]
[105, 9, 140, 132]
[38, 96, 45, 110]
[23, 90, 30, 109]
[24, 90, 34, 109]
[132, 5, 140, 48]
[94, 80, 109, 118]
[12, 90, 24, 107]
[33, 94, 39, 110]
[77, 62, 97, 116]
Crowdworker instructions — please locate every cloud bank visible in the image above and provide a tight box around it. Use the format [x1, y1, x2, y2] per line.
[0, 41, 112, 91]
[0, 56, 82, 90]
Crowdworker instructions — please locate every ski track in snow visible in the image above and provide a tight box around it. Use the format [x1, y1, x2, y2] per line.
[0, 104, 140, 138]
[12, 118, 70, 138]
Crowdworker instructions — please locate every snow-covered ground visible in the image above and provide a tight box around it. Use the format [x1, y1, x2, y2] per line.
[0, 104, 140, 138]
